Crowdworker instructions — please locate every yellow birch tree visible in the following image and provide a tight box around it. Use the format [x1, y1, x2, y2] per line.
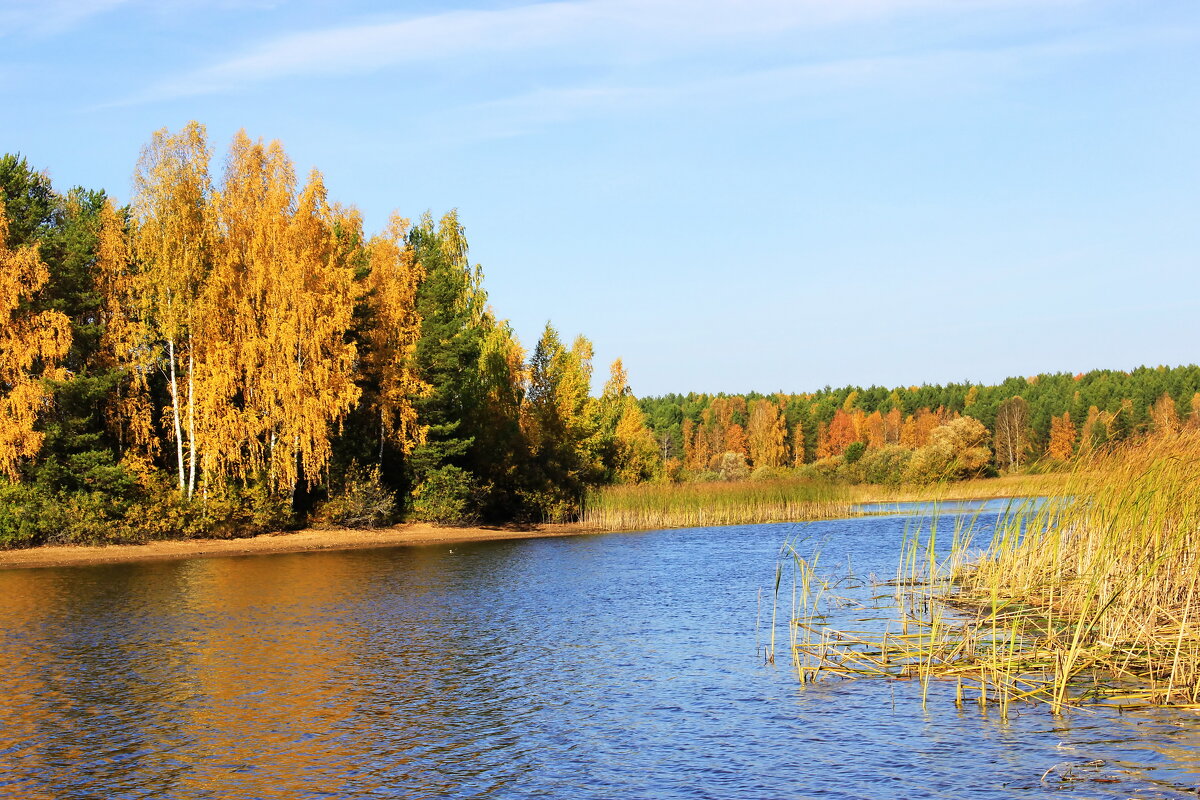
[0, 202, 71, 479]
[131, 121, 214, 495]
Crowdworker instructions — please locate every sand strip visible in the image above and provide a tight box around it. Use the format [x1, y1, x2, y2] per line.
[0, 522, 606, 570]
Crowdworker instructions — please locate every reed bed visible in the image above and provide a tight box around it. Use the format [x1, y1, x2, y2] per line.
[582, 478, 854, 531]
[774, 431, 1200, 715]
[843, 472, 1068, 505]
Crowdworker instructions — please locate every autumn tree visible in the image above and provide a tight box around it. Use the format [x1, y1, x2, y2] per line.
[1047, 412, 1076, 462]
[0, 201, 71, 479]
[362, 212, 427, 458]
[746, 398, 787, 468]
[905, 417, 991, 483]
[790, 422, 805, 467]
[131, 121, 214, 495]
[95, 199, 156, 456]
[862, 410, 885, 451]
[824, 408, 857, 457]
[723, 422, 748, 458]
[994, 396, 1031, 471]
[1150, 392, 1180, 436]
[523, 324, 600, 517]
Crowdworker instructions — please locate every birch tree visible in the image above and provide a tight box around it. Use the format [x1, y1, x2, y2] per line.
[0, 202, 71, 479]
[131, 122, 214, 495]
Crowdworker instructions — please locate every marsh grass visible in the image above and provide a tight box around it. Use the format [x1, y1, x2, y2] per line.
[582, 473, 1066, 532]
[581, 479, 853, 531]
[776, 431, 1200, 714]
[842, 472, 1068, 505]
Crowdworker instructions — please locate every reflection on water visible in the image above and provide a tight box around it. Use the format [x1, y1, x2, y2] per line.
[1, 508, 1198, 799]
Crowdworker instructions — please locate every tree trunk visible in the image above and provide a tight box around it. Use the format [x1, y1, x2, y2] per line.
[168, 338, 186, 493]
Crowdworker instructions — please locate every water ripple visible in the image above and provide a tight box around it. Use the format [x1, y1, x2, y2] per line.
[0, 514, 1198, 798]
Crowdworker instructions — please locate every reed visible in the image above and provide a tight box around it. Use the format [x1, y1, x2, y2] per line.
[581, 478, 854, 531]
[779, 431, 1200, 713]
[842, 472, 1068, 505]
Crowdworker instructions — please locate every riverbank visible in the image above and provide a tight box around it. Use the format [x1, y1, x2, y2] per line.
[0, 521, 604, 570]
[0, 473, 1065, 570]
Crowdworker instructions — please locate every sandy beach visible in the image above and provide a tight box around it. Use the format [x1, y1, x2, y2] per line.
[0, 522, 605, 570]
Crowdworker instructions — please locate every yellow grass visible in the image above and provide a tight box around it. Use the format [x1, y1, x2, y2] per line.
[582, 472, 1066, 532]
[780, 432, 1200, 714]
[582, 478, 853, 531]
[843, 472, 1068, 505]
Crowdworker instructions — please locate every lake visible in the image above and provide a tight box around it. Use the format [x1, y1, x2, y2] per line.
[2, 502, 1199, 799]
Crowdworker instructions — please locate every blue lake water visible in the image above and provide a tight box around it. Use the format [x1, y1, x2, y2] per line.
[2, 505, 1198, 799]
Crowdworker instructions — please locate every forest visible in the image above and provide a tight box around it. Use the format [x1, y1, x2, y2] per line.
[2, 121, 1199, 548]
[0, 123, 658, 546]
[639, 366, 1200, 485]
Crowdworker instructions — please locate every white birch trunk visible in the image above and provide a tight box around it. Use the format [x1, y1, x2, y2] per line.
[187, 341, 197, 498]
[168, 338, 186, 493]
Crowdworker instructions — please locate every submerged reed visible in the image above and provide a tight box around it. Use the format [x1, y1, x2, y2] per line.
[778, 431, 1200, 714]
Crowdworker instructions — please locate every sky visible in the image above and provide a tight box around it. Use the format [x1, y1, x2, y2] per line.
[2, 0, 1198, 396]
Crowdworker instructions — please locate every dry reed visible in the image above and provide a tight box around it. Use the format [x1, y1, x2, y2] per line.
[581, 478, 853, 531]
[777, 431, 1200, 714]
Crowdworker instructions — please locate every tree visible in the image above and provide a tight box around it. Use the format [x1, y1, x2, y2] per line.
[994, 396, 1031, 471]
[905, 416, 991, 483]
[824, 408, 857, 457]
[0, 201, 71, 479]
[131, 121, 214, 495]
[408, 211, 486, 491]
[790, 422, 805, 467]
[522, 324, 600, 518]
[1047, 412, 1076, 462]
[95, 198, 156, 456]
[746, 398, 787, 468]
[363, 212, 428, 458]
[1150, 392, 1180, 436]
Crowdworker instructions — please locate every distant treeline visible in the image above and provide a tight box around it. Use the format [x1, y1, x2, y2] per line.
[640, 366, 1200, 483]
[0, 122, 659, 546]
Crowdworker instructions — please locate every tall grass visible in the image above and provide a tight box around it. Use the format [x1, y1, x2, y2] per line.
[779, 431, 1200, 713]
[582, 478, 853, 531]
[842, 472, 1068, 505]
[582, 472, 1065, 533]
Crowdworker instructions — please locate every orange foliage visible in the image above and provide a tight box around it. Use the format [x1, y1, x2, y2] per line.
[1047, 412, 1076, 461]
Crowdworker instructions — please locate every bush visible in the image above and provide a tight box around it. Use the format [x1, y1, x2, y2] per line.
[194, 481, 292, 539]
[0, 482, 52, 548]
[711, 452, 750, 481]
[750, 465, 787, 481]
[315, 464, 396, 529]
[859, 446, 914, 486]
[410, 466, 480, 525]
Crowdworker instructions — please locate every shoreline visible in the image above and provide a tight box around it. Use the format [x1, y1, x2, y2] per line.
[0, 522, 606, 571]
[0, 475, 1061, 571]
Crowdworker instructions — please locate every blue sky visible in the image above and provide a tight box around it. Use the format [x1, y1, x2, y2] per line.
[3, 0, 1198, 396]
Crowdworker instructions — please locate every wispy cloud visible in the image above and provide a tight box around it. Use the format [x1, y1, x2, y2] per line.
[415, 31, 1151, 143]
[117, 0, 1077, 105]
[0, 0, 134, 37]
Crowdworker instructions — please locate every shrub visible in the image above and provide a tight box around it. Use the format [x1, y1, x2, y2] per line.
[315, 464, 396, 529]
[859, 446, 913, 486]
[711, 452, 750, 481]
[750, 465, 787, 481]
[410, 466, 480, 525]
